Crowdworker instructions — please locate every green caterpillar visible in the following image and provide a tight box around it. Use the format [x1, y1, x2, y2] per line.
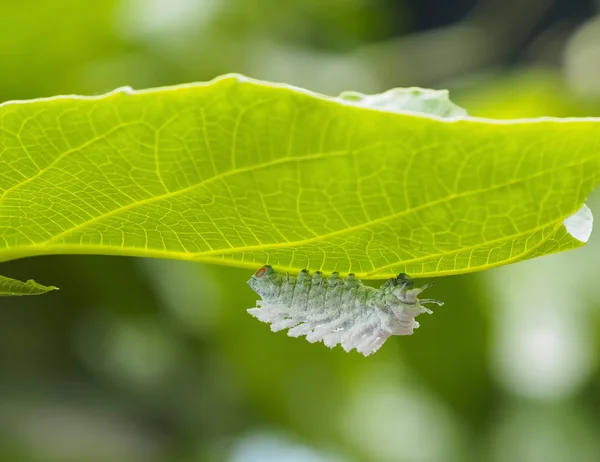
[247, 265, 443, 356]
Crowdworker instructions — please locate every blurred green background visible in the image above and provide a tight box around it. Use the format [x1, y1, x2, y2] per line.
[3, 0, 600, 461]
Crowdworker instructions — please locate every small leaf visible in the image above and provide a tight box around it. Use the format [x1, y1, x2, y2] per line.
[0, 275, 58, 296]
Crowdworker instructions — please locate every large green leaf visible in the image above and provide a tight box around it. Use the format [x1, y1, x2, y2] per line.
[0, 74, 599, 283]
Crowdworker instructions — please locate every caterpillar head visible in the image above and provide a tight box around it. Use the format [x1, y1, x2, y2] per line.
[391, 273, 443, 309]
[384, 273, 443, 335]
[390, 273, 419, 304]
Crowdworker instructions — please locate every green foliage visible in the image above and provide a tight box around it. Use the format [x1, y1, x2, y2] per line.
[0, 275, 57, 296]
[1, 74, 600, 294]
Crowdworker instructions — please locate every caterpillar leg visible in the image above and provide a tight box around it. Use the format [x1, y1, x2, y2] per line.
[418, 281, 436, 292]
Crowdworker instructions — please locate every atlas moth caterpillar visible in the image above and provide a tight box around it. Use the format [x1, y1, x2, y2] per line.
[247, 265, 443, 357]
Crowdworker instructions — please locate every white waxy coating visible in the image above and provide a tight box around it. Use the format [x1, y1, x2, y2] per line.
[247, 266, 442, 356]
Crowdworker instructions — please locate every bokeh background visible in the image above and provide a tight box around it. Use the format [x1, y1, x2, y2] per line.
[2, 0, 600, 461]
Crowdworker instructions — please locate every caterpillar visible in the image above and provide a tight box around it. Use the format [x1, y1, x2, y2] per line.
[247, 265, 443, 356]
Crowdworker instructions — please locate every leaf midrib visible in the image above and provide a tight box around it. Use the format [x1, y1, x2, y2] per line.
[31, 154, 586, 254]
[40, 148, 354, 245]
[175, 159, 583, 257]
[0, 121, 141, 208]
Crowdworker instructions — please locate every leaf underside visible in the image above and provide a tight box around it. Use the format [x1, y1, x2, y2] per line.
[1, 74, 599, 283]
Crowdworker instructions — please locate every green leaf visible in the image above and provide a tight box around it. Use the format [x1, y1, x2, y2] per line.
[0, 74, 599, 279]
[0, 275, 58, 296]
